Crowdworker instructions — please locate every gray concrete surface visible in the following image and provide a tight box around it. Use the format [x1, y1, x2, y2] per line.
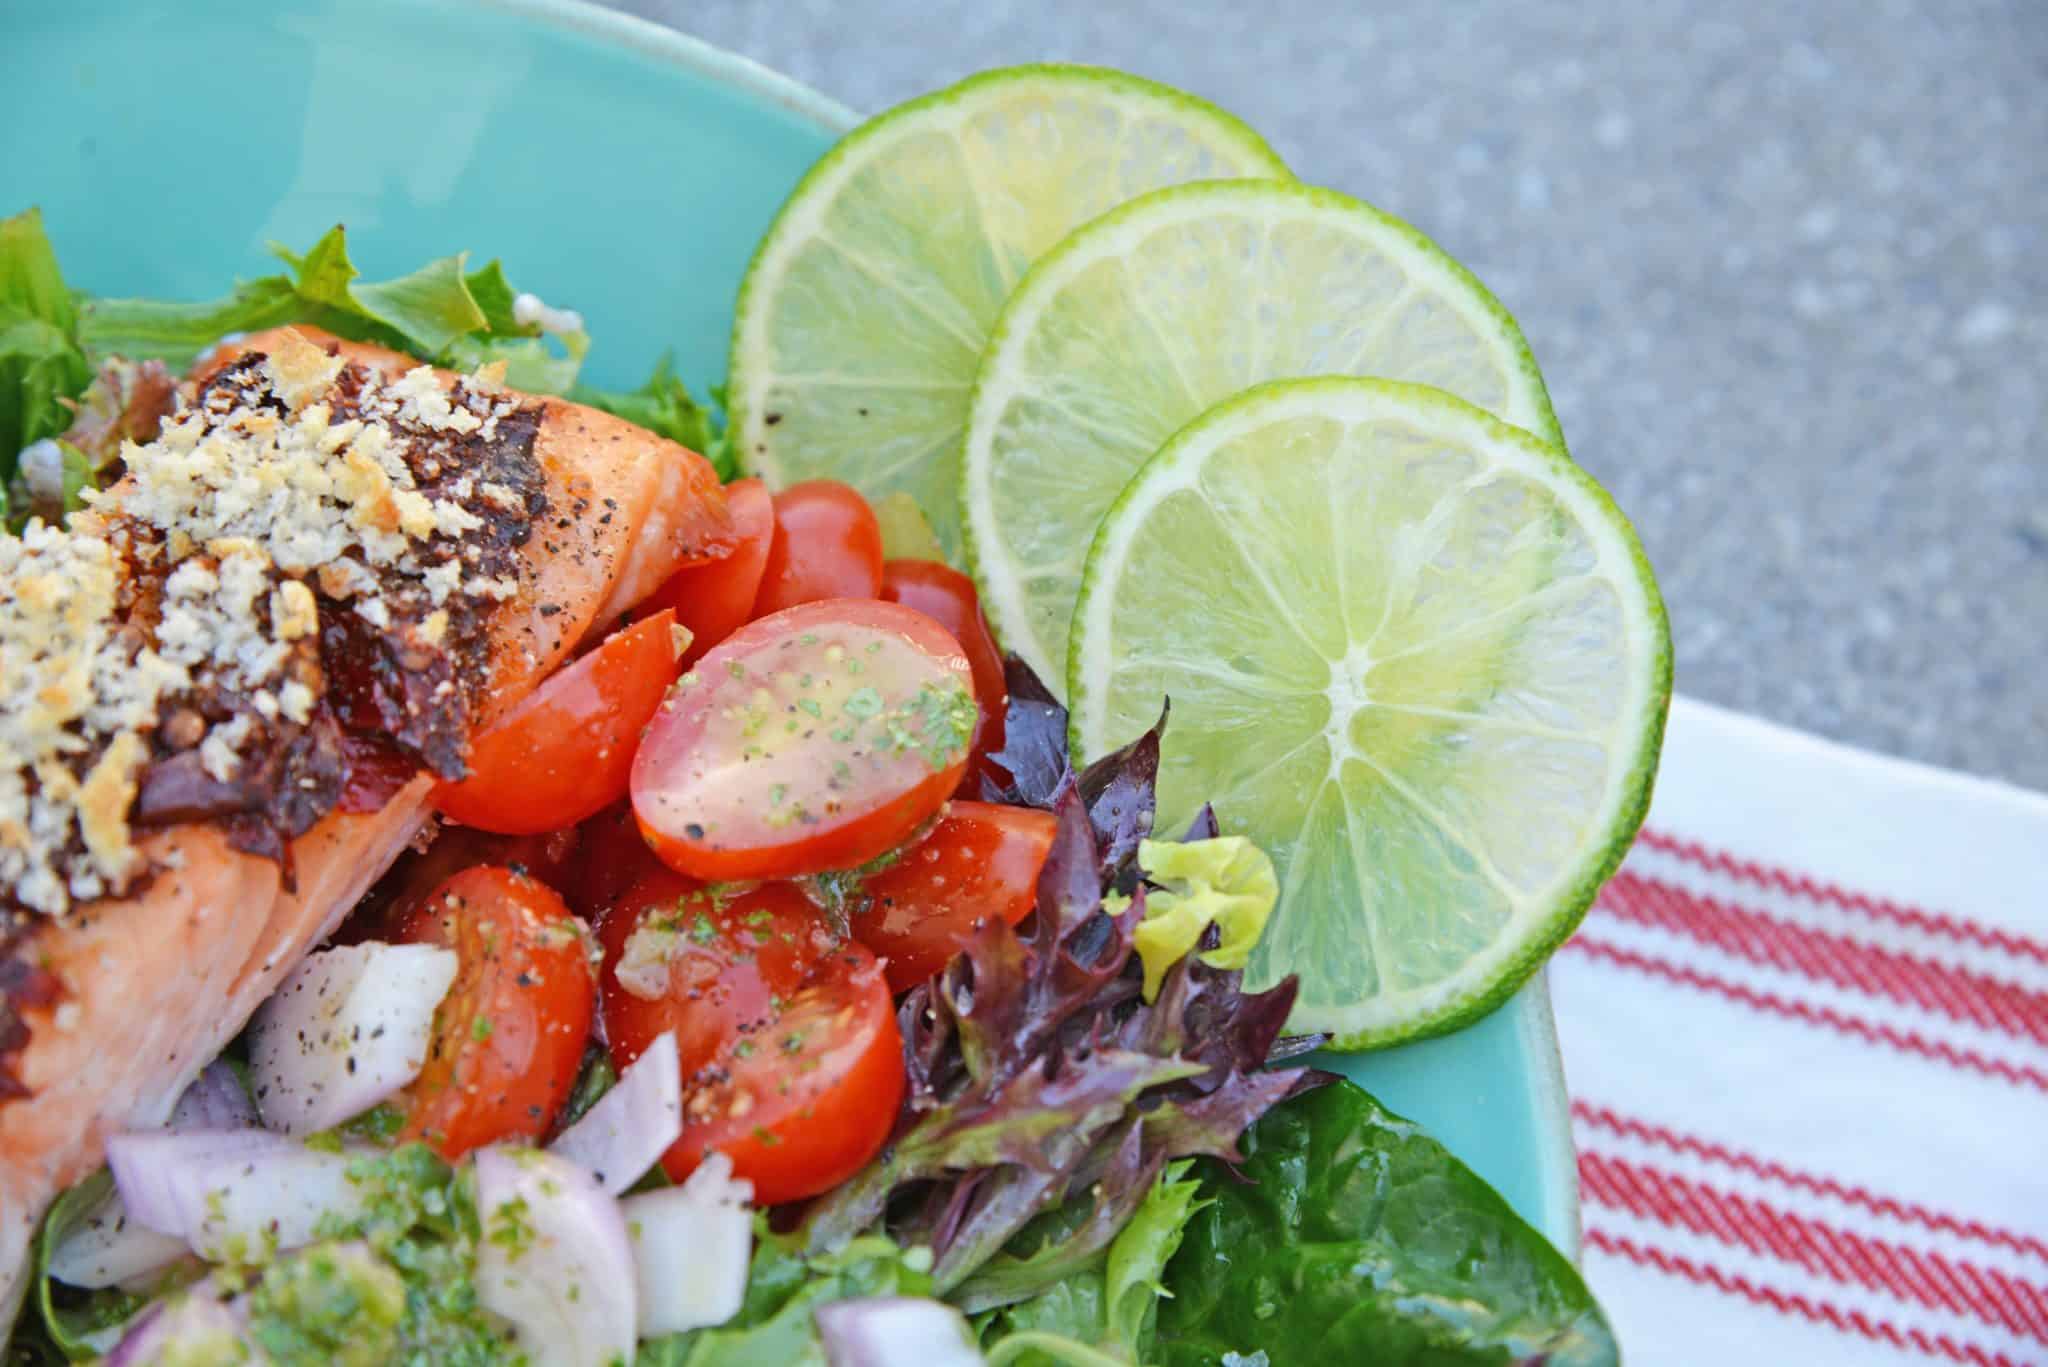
[616, 0, 2048, 791]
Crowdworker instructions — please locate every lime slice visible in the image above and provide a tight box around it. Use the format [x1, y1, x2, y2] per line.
[960, 180, 1561, 687]
[728, 65, 1290, 559]
[1068, 378, 1669, 1047]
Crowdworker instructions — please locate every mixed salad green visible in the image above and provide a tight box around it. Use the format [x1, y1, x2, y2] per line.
[1, 55, 1656, 1367]
[2, 639, 1610, 1365]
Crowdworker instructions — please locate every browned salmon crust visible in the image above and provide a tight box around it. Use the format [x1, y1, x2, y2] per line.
[0, 329, 726, 1320]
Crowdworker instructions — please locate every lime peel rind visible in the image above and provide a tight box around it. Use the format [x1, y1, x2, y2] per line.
[1067, 377, 1670, 1049]
[729, 64, 1291, 559]
[960, 178, 1563, 686]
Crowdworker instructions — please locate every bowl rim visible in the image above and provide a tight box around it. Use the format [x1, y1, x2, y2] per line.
[473, 0, 858, 133]
[475, 0, 1583, 1257]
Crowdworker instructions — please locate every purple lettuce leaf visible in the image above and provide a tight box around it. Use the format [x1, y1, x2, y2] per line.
[979, 655, 1069, 809]
[802, 671, 1329, 1301]
[947, 1118, 1163, 1313]
[1077, 700, 1166, 887]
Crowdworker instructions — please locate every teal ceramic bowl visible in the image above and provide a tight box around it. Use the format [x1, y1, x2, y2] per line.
[5, 0, 1579, 1253]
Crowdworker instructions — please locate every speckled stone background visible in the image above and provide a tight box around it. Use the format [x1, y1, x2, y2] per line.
[615, 0, 2048, 791]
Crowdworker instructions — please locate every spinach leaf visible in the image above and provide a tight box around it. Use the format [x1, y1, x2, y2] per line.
[636, 1224, 932, 1366]
[1154, 1080, 1618, 1367]
[0, 209, 92, 474]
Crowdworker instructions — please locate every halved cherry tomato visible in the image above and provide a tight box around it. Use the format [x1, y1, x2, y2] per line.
[631, 600, 977, 880]
[433, 610, 683, 835]
[670, 944, 899, 1204]
[597, 873, 838, 1072]
[752, 480, 884, 616]
[565, 799, 668, 922]
[395, 866, 596, 1160]
[854, 801, 1056, 992]
[598, 873, 902, 1202]
[880, 559, 1008, 794]
[635, 477, 775, 667]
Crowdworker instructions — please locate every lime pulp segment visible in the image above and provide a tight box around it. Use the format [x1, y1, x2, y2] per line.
[1066, 379, 1670, 1047]
[960, 179, 1563, 689]
[727, 64, 1291, 559]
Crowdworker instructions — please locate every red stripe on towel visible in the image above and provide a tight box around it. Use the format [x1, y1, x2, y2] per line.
[1582, 1229, 2025, 1367]
[1559, 936, 2048, 1093]
[1571, 1102, 2048, 1266]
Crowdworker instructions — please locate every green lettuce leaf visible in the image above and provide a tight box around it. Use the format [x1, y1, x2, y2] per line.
[273, 229, 488, 356]
[1129, 837, 1278, 1001]
[975, 1161, 1207, 1366]
[1154, 1080, 1618, 1366]
[70, 224, 584, 391]
[0, 209, 92, 474]
[0, 208, 78, 331]
[637, 1224, 933, 1366]
[71, 276, 299, 373]
[47, 440, 93, 518]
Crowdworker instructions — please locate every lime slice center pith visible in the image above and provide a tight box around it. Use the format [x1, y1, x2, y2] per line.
[1068, 378, 1670, 1048]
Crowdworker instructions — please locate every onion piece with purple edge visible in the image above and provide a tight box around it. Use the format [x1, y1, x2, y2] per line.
[105, 1130, 288, 1238]
[621, 1151, 753, 1336]
[168, 1059, 259, 1132]
[245, 941, 458, 1137]
[104, 1292, 266, 1366]
[52, 1062, 260, 1289]
[815, 1297, 985, 1367]
[473, 1146, 636, 1365]
[549, 1030, 681, 1194]
[106, 1129, 368, 1261]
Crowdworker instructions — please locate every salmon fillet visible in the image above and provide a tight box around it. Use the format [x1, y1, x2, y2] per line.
[0, 329, 726, 1324]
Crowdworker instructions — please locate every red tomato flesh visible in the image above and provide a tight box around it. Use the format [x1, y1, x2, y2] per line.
[636, 477, 775, 668]
[565, 799, 667, 922]
[752, 480, 884, 616]
[854, 801, 1056, 993]
[598, 872, 903, 1203]
[433, 610, 683, 835]
[598, 873, 839, 1075]
[879, 559, 1007, 794]
[395, 866, 596, 1160]
[631, 599, 977, 881]
[672, 945, 900, 1205]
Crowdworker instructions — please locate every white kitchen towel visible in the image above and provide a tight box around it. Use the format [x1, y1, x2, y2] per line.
[1551, 696, 2048, 1367]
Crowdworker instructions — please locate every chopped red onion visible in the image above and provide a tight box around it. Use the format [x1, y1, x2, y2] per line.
[106, 1129, 367, 1261]
[104, 1293, 264, 1366]
[621, 1151, 754, 1336]
[549, 1031, 681, 1194]
[244, 941, 458, 1136]
[167, 1059, 257, 1132]
[473, 1147, 636, 1365]
[814, 1297, 985, 1367]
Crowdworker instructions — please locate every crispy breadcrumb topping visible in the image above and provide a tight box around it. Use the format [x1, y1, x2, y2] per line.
[1, 330, 545, 918]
